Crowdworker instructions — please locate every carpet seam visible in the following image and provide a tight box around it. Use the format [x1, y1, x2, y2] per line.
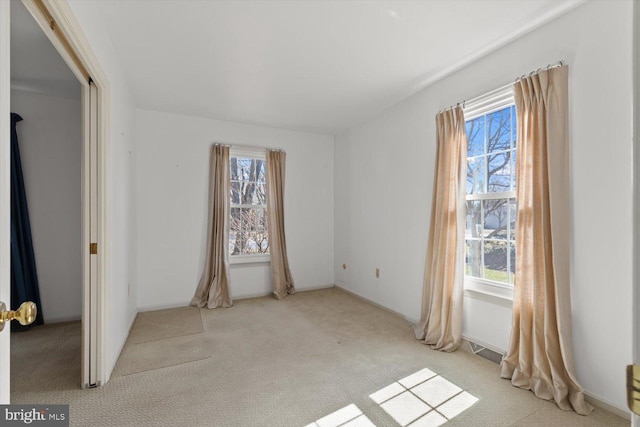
[116, 356, 212, 378]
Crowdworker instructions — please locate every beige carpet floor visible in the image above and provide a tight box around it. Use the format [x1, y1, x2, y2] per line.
[10, 288, 629, 426]
[113, 307, 211, 377]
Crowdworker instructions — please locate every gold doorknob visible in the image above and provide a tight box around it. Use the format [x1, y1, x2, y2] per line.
[0, 301, 37, 331]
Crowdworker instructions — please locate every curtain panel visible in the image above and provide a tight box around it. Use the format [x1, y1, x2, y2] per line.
[499, 66, 592, 415]
[10, 113, 44, 330]
[191, 145, 233, 309]
[266, 150, 295, 299]
[414, 106, 466, 352]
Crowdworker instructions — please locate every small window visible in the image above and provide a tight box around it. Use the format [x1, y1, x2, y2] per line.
[464, 98, 516, 288]
[229, 151, 269, 257]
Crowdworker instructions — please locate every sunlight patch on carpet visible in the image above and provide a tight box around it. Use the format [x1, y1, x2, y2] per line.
[369, 368, 479, 426]
[305, 404, 375, 427]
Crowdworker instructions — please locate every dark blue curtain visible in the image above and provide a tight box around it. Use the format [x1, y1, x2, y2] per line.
[10, 113, 43, 331]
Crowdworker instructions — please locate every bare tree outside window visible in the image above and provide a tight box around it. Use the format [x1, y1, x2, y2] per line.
[229, 156, 269, 256]
[465, 105, 517, 285]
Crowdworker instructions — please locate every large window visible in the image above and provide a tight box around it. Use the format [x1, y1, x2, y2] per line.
[229, 150, 269, 258]
[465, 101, 516, 287]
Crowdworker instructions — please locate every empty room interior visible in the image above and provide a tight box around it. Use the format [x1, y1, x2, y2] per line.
[2, 0, 640, 426]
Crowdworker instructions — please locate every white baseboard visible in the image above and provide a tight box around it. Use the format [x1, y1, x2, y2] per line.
[138, 301, 192, 313]
[334, 285, 418, 325]
[44, 315, 82, 324]
[294, 283, 335, 292]
[138, 284, 336, 312]
[234, 283, 336, 300]
[584, 391, 630, 420]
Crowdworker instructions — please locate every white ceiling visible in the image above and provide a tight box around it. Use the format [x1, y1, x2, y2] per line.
[10, 0, 80, 100]
[95, 0, 584, 134]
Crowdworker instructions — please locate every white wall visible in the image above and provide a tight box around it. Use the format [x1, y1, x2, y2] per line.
[135, 109, 334, 310]
[335, 0, 633, 411]
[11, 88, 81, 323]
[67, 0, 138, 381]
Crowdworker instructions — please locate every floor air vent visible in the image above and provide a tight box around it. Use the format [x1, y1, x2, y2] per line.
[462, 338, 504, 365]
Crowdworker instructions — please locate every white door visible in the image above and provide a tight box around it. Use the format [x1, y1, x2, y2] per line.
[633, 1, 639, 424]
[0, 0, 12, 404]
[82, 80, 99, 387]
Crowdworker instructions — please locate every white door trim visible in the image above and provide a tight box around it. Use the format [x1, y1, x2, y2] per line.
[633, 0, 640, 423]
[20, 0, 110, 388]
[0, 0, 12, 405]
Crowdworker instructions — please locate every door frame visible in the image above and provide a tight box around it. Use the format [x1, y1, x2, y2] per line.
[15, 0, 109, 390]
[0, 0, 12, 404]
[633, 0, 639, 424]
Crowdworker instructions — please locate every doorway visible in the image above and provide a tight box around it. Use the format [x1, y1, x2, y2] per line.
[0, 0, 107, 397]
[9, 0, 83, 395]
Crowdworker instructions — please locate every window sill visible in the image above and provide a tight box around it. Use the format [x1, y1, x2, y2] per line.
[229, 255, 271, 266]
[464, 277, 513, 305]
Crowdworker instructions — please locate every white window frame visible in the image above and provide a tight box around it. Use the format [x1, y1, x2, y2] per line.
[463, 87, 516, 301]
[229, 147, 270, 265]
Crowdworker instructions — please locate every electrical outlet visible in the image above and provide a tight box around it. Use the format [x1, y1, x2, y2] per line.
[376, 268, 380, 278]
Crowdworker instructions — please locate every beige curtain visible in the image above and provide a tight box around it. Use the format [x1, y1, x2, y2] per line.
[266, 150, 295, 299]
[191, 145, 233, 309]
[414, 106, 466, 352]
[500, 66, 592, 415]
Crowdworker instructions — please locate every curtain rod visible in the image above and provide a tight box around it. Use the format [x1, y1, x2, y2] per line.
[212, 142, 285, 153]
[439, 60, 565, 114]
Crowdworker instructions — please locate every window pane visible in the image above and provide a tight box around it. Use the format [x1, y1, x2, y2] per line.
[243, 208, 267, 232]
[238, 158, 252, 181]
[246, 183, 258, 205]
[509, 198, 516, 241]
[230, 157, 240, 180]
[230, 207, 242, 231]
[465, 200, 482, 239]
[483, 199, 508, 239]
[248, 159, 259, 182]
[511, 105, 517, 149]
[483, 240, 508, 283]
[229, 206, 242, 256]
[230, 209, 269, 255]
[467, 156, 486, 195]
[466, 117, 485, 157]
[509, 242, 516, 285]
[240, 231, 270, 255]
[241, 208, 255, 231]
[230, 181, 241, 205]
[255, 182, 267, 205]
[259, 208, 268, 231]
[510, 150, 517, 191]
[256, 159, 266, 183]
[487, 107, 511, 153]
[465, 240, 482, 278]
[229, 230, 239, 256]
[232, 182, 266, 206]
[487, 152, 511, 193]
[246, 183, 257, 204]
[237, 232, 254, 255]
[252, 230, 269, 254]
